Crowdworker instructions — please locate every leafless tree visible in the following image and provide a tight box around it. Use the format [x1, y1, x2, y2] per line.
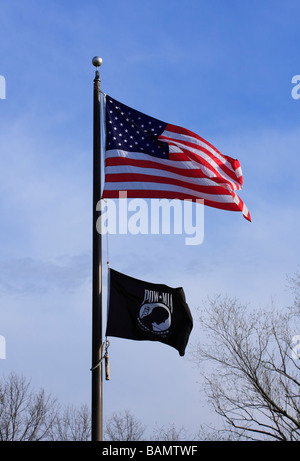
[192, 280, 300, 441]
[49, 403, 91, 441]
[104, 409, 146, 441]
[150, 422, 189, 441]
[0, 372, 57, 441]
[288, 269, 300, 313]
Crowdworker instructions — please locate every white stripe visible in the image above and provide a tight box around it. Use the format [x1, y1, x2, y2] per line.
[160, 129, 243, 185]
[169, 145, 184, 154]
[106, 149, 199, 170]
[158, 136, 241, 189]
[160, 129, 233, 169]
[235, 166, 243, 178]
[242, 202, 249, 217]
[103, 181, 235, 204]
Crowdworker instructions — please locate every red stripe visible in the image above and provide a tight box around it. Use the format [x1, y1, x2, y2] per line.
[102, 189, 244, 214]
[104, 172, 234, 197]
[182, 144, 242, 186]
[161, 123, 243, 186]
[161, 137, 242, 186]
[161, 132, 225, 165]
[106, 156, 210, 179]
[173, 146, 240, 187]
[165, 123, 223, 157]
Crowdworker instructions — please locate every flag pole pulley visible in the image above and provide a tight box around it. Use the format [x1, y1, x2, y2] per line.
[91, 55, 103, 442]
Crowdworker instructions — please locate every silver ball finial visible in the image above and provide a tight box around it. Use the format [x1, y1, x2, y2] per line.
[92, 56, 103, 68]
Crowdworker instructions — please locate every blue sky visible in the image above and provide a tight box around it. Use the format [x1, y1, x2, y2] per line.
[0, 0, 300, 438]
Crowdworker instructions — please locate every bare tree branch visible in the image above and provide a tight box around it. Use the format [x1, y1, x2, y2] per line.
[192, 286, 300, 441]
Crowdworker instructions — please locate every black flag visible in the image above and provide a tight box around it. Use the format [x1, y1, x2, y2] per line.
[105, 268, 193, 356]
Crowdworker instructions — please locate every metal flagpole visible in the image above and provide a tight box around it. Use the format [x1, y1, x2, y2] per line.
[91, 56, 103, 442]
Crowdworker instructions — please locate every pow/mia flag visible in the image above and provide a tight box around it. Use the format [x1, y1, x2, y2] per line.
[105, 268, 193, 356]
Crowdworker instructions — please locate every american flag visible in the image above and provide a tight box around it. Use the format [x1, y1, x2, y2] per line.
[102, 95, 251, 221]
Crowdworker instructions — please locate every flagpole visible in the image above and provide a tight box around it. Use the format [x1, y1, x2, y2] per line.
[91, 56, 103, 442]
